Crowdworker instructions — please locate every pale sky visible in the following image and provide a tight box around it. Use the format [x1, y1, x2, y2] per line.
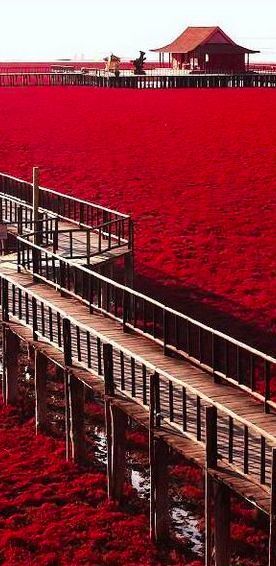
[1, 0, 276, 62]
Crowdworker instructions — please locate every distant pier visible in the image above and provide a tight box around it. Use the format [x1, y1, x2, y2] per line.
[0, 71, 276, 88]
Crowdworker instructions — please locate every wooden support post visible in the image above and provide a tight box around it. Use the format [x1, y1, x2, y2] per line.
[214, 481, 231, 566]
[205, 406, 217, 566]
[153, 439, 169, 542]
[63, 369, 72, 460]
[3, 327, 20, 405]
[109, 404, 128, 502]
[34, 349, 48, 433]
[103, 343, 115, 498]
[269, 448, 276, 566]
[67, 373, 86, 463]
[105, 397, 113, 497]
[149, 372, 168, 542]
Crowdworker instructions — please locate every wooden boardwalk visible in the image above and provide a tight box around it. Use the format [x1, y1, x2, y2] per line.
[0, 171, 276, 565]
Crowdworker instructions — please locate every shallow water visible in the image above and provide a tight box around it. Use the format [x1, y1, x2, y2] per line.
[93, 426, 203, 556]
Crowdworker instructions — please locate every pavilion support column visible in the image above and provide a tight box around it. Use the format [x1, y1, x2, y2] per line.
[214, 481, 231, 566]
[150, 438, 170, 543]
[269, 448, 276, 566]
[35, 349, 48, 433]
[3, 326, 20, 405]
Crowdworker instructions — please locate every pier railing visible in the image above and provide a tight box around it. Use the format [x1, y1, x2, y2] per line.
[0, 172, 130, 227]
[0, 173, 133, 251]
[16, 234, 276, 412]
[0, 72, 275, 88]
[1, 275, 274, 493]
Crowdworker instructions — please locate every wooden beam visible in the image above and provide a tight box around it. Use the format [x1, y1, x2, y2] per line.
[35, 349, 48, 433]
[269, 448, 276, 566]
[3, 327, 20, 405]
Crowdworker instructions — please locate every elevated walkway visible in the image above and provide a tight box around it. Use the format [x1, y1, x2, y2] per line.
[0, 172, 275, 565]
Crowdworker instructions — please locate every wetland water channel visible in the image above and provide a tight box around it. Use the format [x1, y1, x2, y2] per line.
[92, 425, 203, 556]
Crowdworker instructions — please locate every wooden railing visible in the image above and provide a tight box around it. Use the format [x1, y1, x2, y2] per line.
[0, 173, 133, 248]
[16, 236, 276, 413]
[0, 275, 274, 493]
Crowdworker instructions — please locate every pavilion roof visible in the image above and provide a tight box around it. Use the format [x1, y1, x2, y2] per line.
[150, 26, 259, 54]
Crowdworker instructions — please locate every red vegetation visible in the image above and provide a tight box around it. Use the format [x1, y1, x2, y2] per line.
[0, 87, 275, 349]
[0, 402, 198, 566]
[0, 86, 274, 562]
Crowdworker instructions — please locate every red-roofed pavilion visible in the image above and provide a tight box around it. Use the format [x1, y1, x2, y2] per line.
[151, 26, 259, 72]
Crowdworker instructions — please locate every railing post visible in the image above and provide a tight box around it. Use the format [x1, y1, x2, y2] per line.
[32, 246, 39, 282]
[1, 278, 9, 322]
[124, 252, 134, 289]
[103, 343, 114, 397]
[63, 318, 72, 367]
[33, 166, 40, 246]
[265, 361, 271, 414]
[17, 205, 23, 235]
[122, 289, 129, 332]
[163, 309, 169, 355]
[86, 229, 90, 265]
[53, 217, 58, 253]
[32, 297, 38, 340]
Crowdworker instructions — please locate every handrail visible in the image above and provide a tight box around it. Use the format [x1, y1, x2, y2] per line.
[0, 173, 130, 219]
[16, 235, 275, 364]
[1, 272, 275, 493]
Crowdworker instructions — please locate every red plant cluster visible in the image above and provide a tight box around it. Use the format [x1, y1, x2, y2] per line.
[0, 87, 275, 348]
